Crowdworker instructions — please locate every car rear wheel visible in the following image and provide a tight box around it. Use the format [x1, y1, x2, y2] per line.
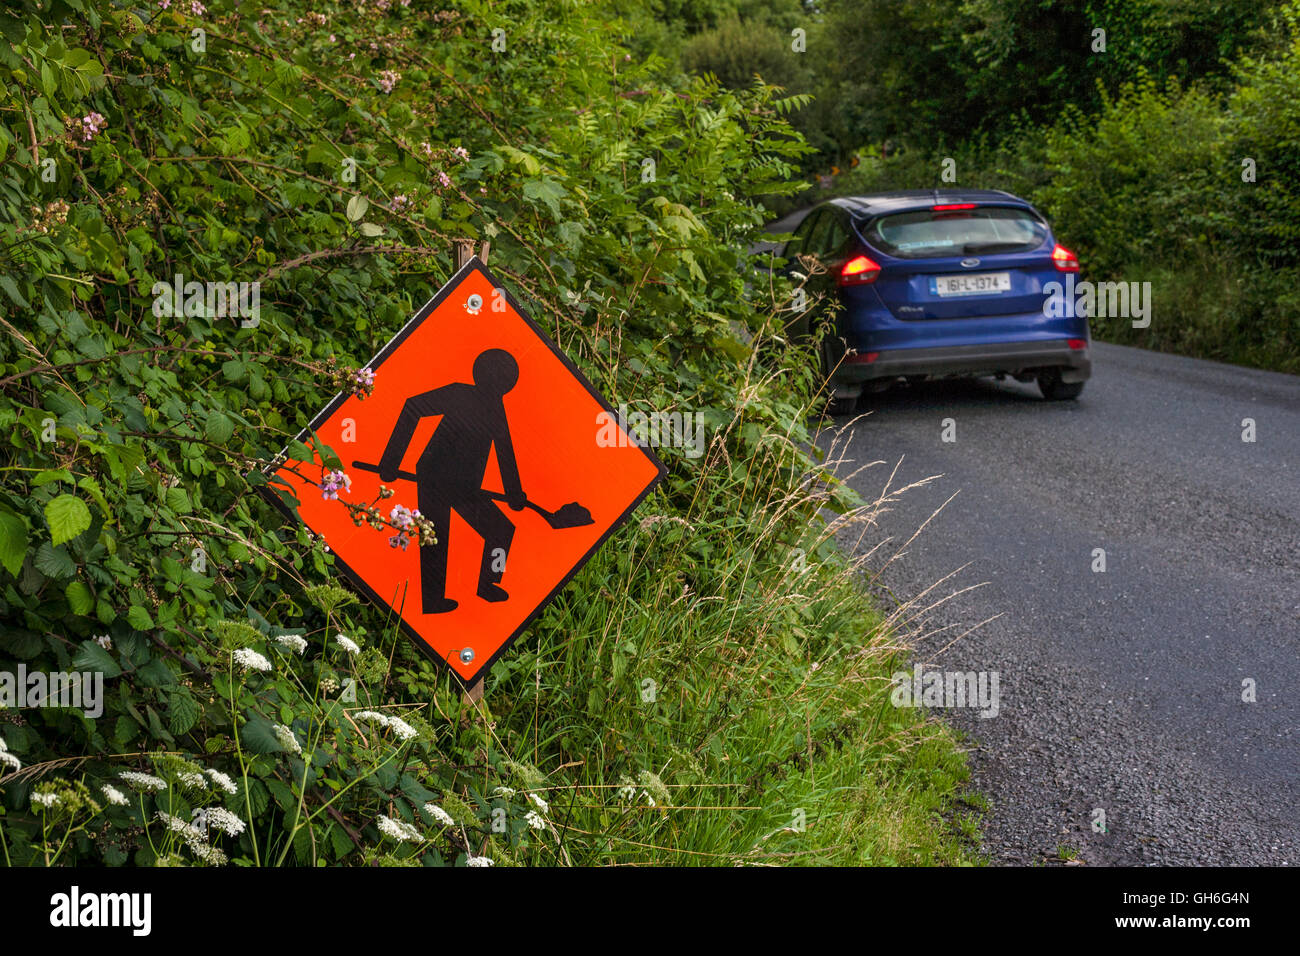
[1037, 369, 1085, 400]
[819, 338, 862, 415]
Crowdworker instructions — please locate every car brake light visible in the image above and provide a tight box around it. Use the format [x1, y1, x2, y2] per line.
[1067, 338, 1086, 350]
[839, 254, 880, 285]
[932, 203, 977, 211]
[846, 351, 880, 364]
[1052, 244, 1079, 272]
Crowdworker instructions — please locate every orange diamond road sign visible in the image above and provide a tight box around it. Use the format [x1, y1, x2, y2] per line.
[259, 258, 666, 686]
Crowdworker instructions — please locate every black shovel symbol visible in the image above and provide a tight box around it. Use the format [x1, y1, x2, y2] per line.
[350, 461, 594, 530]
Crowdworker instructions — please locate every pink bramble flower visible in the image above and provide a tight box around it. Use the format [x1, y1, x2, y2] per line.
[158, 0, 171, 8]
[80, 112, 107, 142]
[352, 367, 376, 396]
[320, 470, 351, 500]
[189, 0, 206, 15]
[390, 194, 410, 213]
[390, 504, 417, 529]
[437, 170, 451, 188]
[388, 504, 422, 549]
[452, 146, 469, 162]
[378, 69, 401, 93]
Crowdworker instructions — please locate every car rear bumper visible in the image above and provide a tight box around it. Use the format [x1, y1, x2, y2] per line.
[834, 339, 1092, 385]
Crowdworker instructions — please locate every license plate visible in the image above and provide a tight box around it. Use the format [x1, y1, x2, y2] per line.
[931, 272, 1011, 296]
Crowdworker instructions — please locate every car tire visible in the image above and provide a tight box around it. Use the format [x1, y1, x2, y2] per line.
[819, 336, 860, 416]
[1037, 369, 1085, 400]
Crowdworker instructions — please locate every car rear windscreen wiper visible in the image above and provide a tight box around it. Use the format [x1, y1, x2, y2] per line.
[962, 241, 1028, 254]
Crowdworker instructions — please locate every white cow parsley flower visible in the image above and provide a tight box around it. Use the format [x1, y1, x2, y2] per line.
[178, 772, 207, 791]
[101, 784, 129, 806]
[233, 647, 271, 672]
[354, 710, 418, 741]
[273, 724, 303, 755]
[0, 737, 20, 773]
[120, 770, 167, 792]
[206, 807, 247, 836]
[275, 634, 307, 654]
[386, 716, 417, 741]
[156, 812, 228, 865]
[334, 633, 360, 656]
[425, 803, 454, 827]
[204, 768, 239, 795]
[377, 814, 423, 843]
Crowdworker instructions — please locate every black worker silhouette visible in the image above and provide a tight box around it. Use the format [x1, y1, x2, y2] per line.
[377, 349, 526, 614]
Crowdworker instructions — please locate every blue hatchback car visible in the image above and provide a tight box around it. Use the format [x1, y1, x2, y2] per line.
[780, 189, 1091, 413]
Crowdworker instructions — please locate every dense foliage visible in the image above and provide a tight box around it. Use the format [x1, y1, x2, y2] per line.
[0, 0, 975, 866]
[678, 0, 1300, 372]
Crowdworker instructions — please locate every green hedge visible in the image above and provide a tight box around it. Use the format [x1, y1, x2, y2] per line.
[0, 0, 975, 866]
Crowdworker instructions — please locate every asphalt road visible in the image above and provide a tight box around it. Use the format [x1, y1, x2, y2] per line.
[814, 343, 1299, 864]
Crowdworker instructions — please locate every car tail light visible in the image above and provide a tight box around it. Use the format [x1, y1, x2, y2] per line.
[1067, 338, 1087, 350]
[932, 203, 977, 211]
[1052, 244, 1079, 272]
[846, 351, 880, 364]
[839, 254, 880, 285]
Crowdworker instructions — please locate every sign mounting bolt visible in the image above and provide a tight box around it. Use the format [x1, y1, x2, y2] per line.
[459, 647, 475, 664]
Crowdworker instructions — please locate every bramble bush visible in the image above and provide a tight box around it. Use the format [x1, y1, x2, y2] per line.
[0, 0, 975, 866]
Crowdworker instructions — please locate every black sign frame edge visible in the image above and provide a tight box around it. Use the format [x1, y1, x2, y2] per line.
[254, 256, 668, 689]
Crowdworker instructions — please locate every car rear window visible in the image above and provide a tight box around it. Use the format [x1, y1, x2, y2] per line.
[865, 206, 1048, 259]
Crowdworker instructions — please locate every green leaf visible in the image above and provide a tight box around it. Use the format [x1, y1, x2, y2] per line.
[346, 195, 369, 221]
[33, 468, 74, 486]
[127, 605, 154, 630]
[77, 476, 112, 518]
[165, 486, 192, 513]
[33, 541, 75, 579]
[72, 639, 121, 679]
[358, 221, 384, 237]
[66, 580, 94, 614]
[0, 275, 29, 308]
[0, 507, 28, 576]
[167, 690, 201, 736]
[205, 410, 234, 443]
[242, 716, 286, 754]
[46, 494, 91, 545]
